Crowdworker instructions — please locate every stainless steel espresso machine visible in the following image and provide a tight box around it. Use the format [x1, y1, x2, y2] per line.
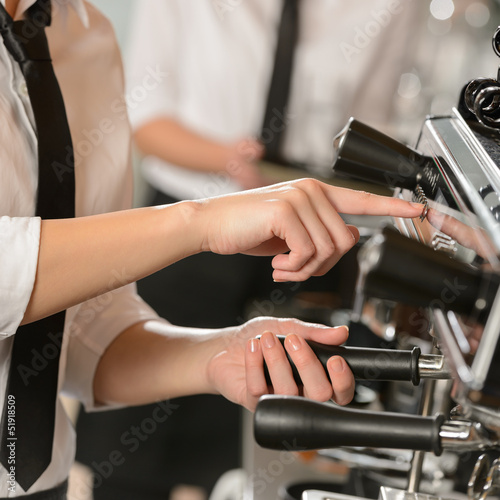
[252, 27, 500, 500]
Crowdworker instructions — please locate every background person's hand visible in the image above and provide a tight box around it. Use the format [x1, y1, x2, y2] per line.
[197, 178, 423, 282]
[206, 316, 354, 412]
[226, 137, 272, 189]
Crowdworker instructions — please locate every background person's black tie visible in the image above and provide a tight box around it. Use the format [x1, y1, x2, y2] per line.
[261, 0, 299, 165]
[0, 0, 75, 491]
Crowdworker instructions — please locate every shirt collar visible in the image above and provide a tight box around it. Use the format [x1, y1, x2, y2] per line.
[1, 0, 89, 28]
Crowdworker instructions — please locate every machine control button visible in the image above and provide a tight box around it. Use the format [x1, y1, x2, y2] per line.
[479, 184, 495, 199]
[431, 233, 457, 255]
[491, 205, 500, 221]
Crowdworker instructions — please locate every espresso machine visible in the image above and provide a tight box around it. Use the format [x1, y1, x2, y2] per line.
[252, 27, 500, 500]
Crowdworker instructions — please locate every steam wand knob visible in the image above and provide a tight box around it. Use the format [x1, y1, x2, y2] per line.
[332, 118, 431, 189]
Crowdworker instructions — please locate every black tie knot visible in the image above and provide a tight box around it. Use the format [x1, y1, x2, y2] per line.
[0, 0, 51, 63]
[0, 17, 27, 63]
[27, 0, 52, 28]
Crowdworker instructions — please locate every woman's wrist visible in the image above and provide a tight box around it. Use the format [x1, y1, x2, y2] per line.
[159, 200, 209, 257]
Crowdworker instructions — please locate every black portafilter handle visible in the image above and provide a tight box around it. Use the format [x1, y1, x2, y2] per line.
[332, 117, 431, 189]
[360, 227, 500, 320]
[261, 335, 423, 386]
[254, 395, 444, 455]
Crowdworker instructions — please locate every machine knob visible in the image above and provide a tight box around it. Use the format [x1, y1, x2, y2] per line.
[332, 118, 431, 189]
[261, 336, 451, 387]
[254, 395, 444, 455]
[359, 227, 500, 320]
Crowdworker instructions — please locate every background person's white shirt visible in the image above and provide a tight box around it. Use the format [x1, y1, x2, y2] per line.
[126, 0, 499, 202]
[0, 0, 158, 494]
[126, 0, 430, 201]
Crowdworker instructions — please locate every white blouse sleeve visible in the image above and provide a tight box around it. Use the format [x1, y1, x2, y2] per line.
[0, 216, 40, 337]
[63, 282, 161, 411]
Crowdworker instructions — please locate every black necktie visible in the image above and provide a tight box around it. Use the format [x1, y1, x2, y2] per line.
[0, 0, 75, 491]
[261, 0, 299, 165]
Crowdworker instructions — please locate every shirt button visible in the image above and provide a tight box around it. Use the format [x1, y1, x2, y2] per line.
[19, 80, 28, 97]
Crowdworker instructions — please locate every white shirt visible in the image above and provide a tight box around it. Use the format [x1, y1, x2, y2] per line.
[126, 0, 428, 200]
[0, 0, 158, 495]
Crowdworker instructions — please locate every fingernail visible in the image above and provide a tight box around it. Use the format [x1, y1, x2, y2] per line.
[410, 202, 424, 208]
[262, 332, 275, 349]
[248, 338, 259, 353]
[286, 334, 302, 351]
[330, 356, 344, 373]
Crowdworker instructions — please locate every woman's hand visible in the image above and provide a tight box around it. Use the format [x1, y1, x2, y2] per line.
[206, 316, 355, 412]
[195, 178, 423, 282]
[94, 317, 353, 411]
[27, 179, 421, 326]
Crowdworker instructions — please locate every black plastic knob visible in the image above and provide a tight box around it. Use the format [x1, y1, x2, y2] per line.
[332, 118, 431, 189]
[254, 395, 444, 455]
[359, 227, 500, 320]
[262, 336, 422, 386]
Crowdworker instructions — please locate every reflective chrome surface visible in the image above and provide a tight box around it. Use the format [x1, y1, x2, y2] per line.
[418, 354, 451, 380]
[439, 421, 497, 452]
[396, 109, 500, 417]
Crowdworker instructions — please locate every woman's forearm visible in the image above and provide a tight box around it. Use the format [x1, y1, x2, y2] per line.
[93, 320, 226, 406]
[23, 201, 201, 324]
[93, 316, 357, 411]
[23, 179, 424, 324]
